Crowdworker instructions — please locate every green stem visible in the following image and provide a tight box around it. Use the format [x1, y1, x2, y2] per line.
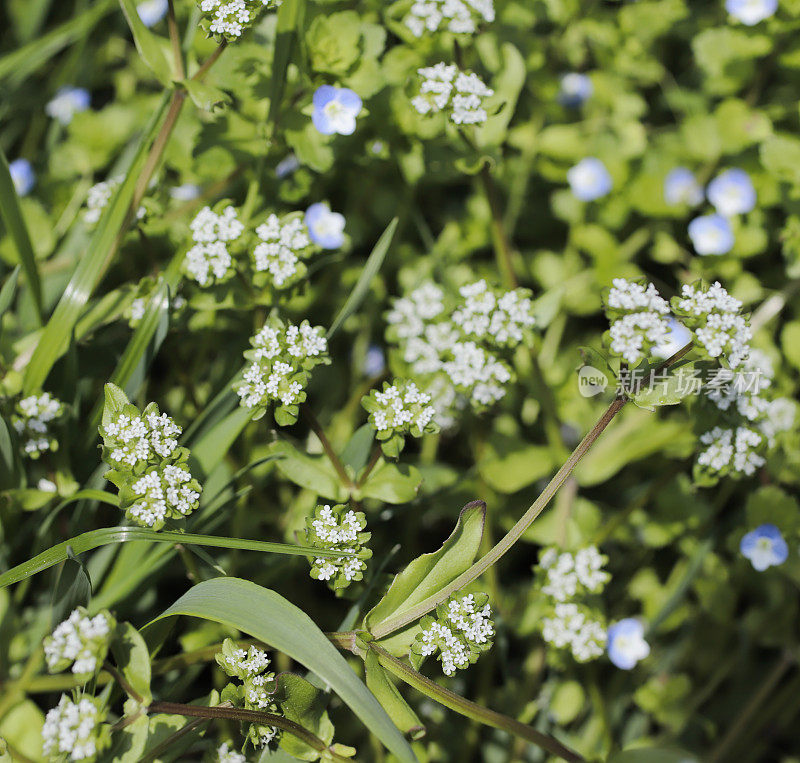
[147, 701, 347, 760]
[138, 717, 208, 763]
[479, 164, 518, 290]
[302, 406, 355, 490]
[166, 0, 185, 80]
[369, 643, 584, 762]
[104, 661, 144, 704]
[371, 342, 694, 639]
[357, 445, 382, 487]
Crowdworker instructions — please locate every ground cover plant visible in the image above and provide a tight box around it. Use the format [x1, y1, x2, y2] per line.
[1, 0, 800, 760]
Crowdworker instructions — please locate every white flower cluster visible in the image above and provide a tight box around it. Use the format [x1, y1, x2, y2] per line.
[199, 0, 280, 40]
[697, 426, 765, 478]
[305, 504, 371, 590]
[100, 389, 203, 530]
[674, 281, 751, 369]
[127, 463, 202, 528]
[413, 593, 495, 676]
[12, 392, 65, 458]
[404, 0, 495, 37]
[42, 695, 109, 762]
[215, 639, 280, 749]
[44, 608, 115, 676]
[386, 280, 535, 426]
[216, 742, 247, 763]
[363, 380, 437, 456]
[535, 546, 609, 662]
[604, 278, 671, 365]
[185, 206, 244, 287]
[252, 214, 312, 289]
[101, 407, 181, 470]
[412, 62, 494, 125]
[236, 319, 329, 423]
[538, 546, 611, 602]
[541, 603, 607, 663]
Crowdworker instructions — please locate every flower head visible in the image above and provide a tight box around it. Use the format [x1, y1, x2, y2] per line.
[404, 0, 494, 36]
[137, 0, 168, 26]
[541, 603, 607, 663]
[184, 205, 243, 286]
[199, 0, 280, 40]
[604, 278, 671, 365]
[664, 167, 703, 206]
[306, 504, 371, 590]
[607, 618, 650, 670]
[312, 85, 362, 136]
[9, 158, 35, 196]
[46, 87, 90, 125]
[697, 426, 765, 478]
[252, 213, 313, 289]
[567, 158, 612, 201]
[726, 0, 777, 25]
[124, 463, 202, 529]
[688, 213, 734, 255]
[707, 168, 756, 217]
[413, 593, 495, 675]
[558, 73, 593, 107]
[13, 392, 65, 458]
[305, 202, 345, 249]
[169, 183, 201, 201]
[44, 608, 115, 676]
[100, 403, 181, 471]
[42, 695, 110, 761]
[216, 742, 247, 762]
[363, 379, 438, 456]
[538, 546, 611, 602]
[412, 62, 494, 125]
[740, 524, 789, 570]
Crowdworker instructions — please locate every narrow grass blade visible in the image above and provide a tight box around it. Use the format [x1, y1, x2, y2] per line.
[0, 265, 20, 317]
[268, 0, 307, 133]
[0, 150, 43, 323]
[23, 92, 171, 394]
[151, 578, 417, 762]
[0, 528, 356, 589]
[327, 218, 398, 340]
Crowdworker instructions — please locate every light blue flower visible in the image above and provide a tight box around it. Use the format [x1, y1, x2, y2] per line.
[9, 159, 35, 197]
[664, 167, 703, 207]
[740, 524, 788, 571]
[707, 168, 756, 217]
[567, 158, 613, 201]
[275, 154, 300, 178]
[45, 87, 90, 125]
[688, 214, 734, 255]
[169, 183, 201, 201]
[652, 317, 692, 359]
[726, 0, 778, 25]
[558, 73, 593, 107]
[607, 618, 650, 670]
[305, 203, 345, 249]
[311, 86, 362, 136]
[363, 345, 386, 377]
[137, 0, 168, 27]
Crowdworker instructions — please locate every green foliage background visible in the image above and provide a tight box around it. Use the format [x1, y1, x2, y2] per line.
[1, 0, 800, 760]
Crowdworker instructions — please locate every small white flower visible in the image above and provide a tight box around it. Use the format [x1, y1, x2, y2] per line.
[44, 608, 114, 676]
[46, 87, 90, 125]
[405, 0, 494, 36]
[697, 426, 765, 477]
[42, 695, 107, 761]
[413, 62, 494, 125]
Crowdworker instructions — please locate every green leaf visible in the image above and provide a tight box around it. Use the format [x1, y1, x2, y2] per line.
[191, 407, 253, 477]
[632, 362, 699, 409]
[274, 673, 334, 761]
[477, 433, 555, 494]
[268, 0, 306, 131]
[341, 424, 375, 474]
[0, 527, 357, 589]
[117, 0, 173, 86]
[108, 713, 149, 762]
[101, 383, 132, 428]
[0, 265, 20, 318]
[149, 578, 416, 762]
[181, 79, 231, 111]
[269, 440, 348, 501]
[761, 134, 800, 186]
[51, 550, 92, 625]
[0, 150, 43, 323]
[365, 501, 486, 647]
[359, 461, 422, 504]
[111, 621, 152, 704]
[365, 650, 425, 741]
[327, 217, 399, 339]
[23, 91, 171, 394]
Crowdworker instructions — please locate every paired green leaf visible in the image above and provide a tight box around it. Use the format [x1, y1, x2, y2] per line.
[150, 577, 416, 762]
[365, 501, 486, 646]
[270, 440, 348, 501]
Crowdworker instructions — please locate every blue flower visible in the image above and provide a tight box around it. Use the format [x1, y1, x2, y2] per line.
[567, 158, 613, 201]
[558, 73, 593, 107]
[363, 345, 386, 377]
[305, 203, 346, 249]
[664, 167, 703, 207]
[607, 618, 650, 670]
[311, 86, 362, 136]
[9, 159, 35, 197]
[707, 168, 756, 217]
[740, 524, 788, 571]
[275, 154, 300, 178]
[137, 0, 168, 27]
[688, 214, 734, 255]
[169, 183, 201, 201]
[45, 87, 90, 125]
[726, 0, 778, 25]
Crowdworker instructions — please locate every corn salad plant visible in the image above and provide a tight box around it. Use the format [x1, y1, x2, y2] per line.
[1, 0, 800, 761]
